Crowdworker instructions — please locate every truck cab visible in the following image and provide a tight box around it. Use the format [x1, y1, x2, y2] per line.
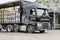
[20, 2, 50, 33]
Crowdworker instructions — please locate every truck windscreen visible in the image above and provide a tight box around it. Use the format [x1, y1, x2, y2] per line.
[36, 9, 49, 16]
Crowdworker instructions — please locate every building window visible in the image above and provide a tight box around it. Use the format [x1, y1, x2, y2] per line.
[54, 0, 58, 3]
[45, 0, 48, 2]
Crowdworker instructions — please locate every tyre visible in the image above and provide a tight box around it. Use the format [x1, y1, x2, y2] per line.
[14, 24, 19, 32]
[0, 29, 1, 31]
[40, 30, 45, 33]
[27, 25, 34, 33]
[14, 27, 18, 32]
[18, 26, 20, 32]
[6, 25, 13, 32]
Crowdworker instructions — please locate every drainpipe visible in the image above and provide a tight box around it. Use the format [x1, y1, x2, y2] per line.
[53, 11, 55, 29]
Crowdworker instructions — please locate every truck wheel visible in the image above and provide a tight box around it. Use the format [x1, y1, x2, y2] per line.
[27, 25, 34, 33]
[18, 27, 20, 32]
[14, 26, 18, 32]
[0, 29, 1, 31]
[6, 25, 13, 32]
[40, 30, 45, 33]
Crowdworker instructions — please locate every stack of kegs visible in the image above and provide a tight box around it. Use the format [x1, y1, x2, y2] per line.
[0, 6, 20, 23]
[15, 6, 20, 23]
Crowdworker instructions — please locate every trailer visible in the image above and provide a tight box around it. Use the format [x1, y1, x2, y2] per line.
[0, 0, 51, 33]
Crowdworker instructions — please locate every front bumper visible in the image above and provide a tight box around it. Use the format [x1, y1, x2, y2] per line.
[36, 22, 50, 31]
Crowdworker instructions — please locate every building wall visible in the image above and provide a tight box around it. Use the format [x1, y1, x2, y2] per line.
[37, 0, 60, 6]
[58, 16, 60, 24]
[37, 0, 59, 3]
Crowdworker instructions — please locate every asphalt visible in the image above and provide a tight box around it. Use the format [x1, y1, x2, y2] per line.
[0, 30, 60, 40]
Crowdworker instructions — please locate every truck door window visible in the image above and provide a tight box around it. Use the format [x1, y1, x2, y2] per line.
[30, 9, 35, 15]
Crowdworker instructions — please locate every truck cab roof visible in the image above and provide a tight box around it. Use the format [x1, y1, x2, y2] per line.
[23, 2, 48, 10]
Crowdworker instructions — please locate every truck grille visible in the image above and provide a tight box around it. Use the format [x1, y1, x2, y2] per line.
[42, 23, 49, 29]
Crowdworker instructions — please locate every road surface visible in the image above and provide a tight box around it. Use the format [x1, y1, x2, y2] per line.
[0, 30, 60, 40]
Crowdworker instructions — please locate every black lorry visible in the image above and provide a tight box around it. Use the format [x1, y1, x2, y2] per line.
[0, 1, 50, 33]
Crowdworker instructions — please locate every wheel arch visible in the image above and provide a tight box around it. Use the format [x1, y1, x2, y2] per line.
[27, 24, 34, 27]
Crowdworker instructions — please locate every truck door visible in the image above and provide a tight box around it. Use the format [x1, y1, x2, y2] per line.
[29, 9, 36, 21]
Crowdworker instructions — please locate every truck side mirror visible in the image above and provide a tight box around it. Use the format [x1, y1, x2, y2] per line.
[18, 8, 21, 13]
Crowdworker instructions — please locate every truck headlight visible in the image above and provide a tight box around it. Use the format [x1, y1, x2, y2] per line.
[37, 22, 42, 27]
